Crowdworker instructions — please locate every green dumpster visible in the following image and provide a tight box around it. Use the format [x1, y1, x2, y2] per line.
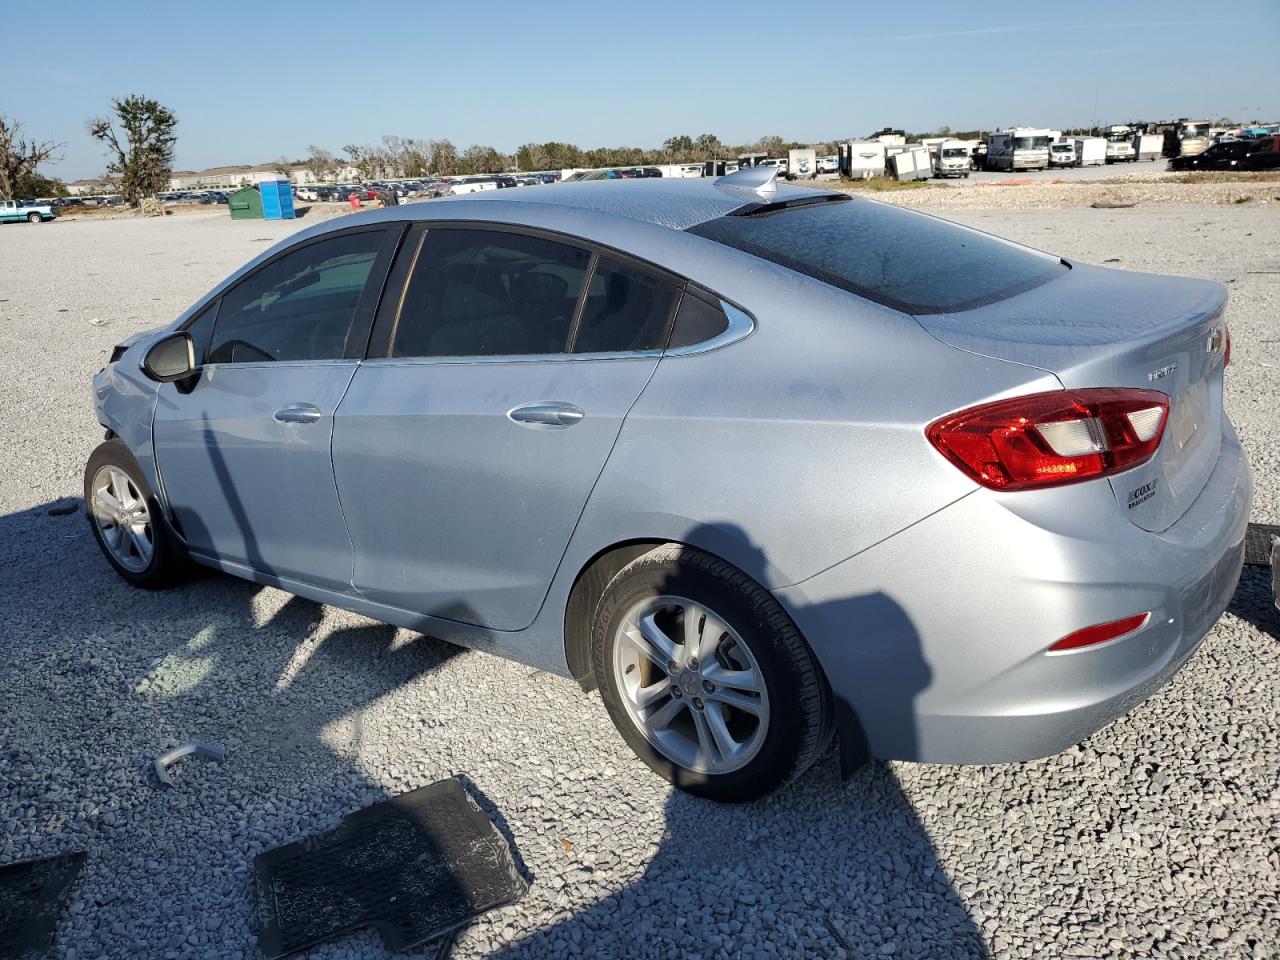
[228, 185, 263, 220]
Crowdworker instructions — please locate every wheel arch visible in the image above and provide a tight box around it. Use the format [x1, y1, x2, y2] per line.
[563, 539, 667, 691]
[563, 535, 870, 778]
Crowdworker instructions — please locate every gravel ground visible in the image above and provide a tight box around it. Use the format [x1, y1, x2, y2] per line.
[1, 208, 1277, 960]
[825, 172, 1280, 210]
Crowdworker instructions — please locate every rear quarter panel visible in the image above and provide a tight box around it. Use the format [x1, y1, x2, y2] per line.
[547, 248, 1064, 597]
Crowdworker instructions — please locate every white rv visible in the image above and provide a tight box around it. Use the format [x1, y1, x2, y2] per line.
[930, 139, 970, 178]
[787, 148, 817, 180]
[1071, 137, 1107, 167]
[1132, 133, 1163, 162]
[1101, 125, 1136, 163]
[985, 128, 1052, 171]
[839, 140, 887, 179]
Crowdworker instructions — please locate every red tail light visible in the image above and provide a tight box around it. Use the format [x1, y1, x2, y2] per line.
[1048, 612, 1150, 652]
[926, 388, 1170, 492]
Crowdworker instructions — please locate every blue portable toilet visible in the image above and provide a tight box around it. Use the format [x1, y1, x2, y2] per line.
[258, 177, 295, 220]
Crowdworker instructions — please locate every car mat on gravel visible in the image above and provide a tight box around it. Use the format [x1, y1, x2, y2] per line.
[0, 851, 87, 959]
[253, 777, 527, 958]
[1244, 522, 1280, 566]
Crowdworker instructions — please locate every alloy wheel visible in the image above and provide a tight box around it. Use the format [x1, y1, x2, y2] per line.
[612, 595, 770, 775]
[90, 465, 154, 573]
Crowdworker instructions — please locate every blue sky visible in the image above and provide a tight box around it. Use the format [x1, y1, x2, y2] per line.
[5, 0, 1278, 180]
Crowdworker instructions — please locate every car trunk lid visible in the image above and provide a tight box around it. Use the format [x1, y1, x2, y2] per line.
[915, 261, 1228, 532]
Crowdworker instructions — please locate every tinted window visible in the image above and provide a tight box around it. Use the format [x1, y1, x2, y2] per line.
[572, 257, 678, 353]
[208, 231, 382, 363]
[688, 198, 1066, 315]
[668, 292, 730, 349]
[393, 229, 590, 357]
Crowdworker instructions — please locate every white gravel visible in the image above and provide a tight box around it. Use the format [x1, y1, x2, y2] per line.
[1, 208, 1277, 960]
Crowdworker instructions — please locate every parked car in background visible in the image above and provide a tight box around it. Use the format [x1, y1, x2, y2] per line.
[931, 139, 971, 178]
[816, 155, 838, 175]
[1169, 137, 1280, 171]
[1, 198, 56, 222]
[447, 177, 501, 195]
[295, 185, 320, 202]
[87, 171, 1249, 802]
[1048, 141, 1076, 168]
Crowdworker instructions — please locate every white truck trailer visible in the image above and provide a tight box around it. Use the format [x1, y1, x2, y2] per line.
[1132, 133, 1163, 162]
[985, 128, 1052, 171]
[787, 148, 817, 179]
[1071, 136, 1107, 167]
[889, 145, 932, 181]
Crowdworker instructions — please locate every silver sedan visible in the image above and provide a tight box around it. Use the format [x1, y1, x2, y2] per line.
[87, 169, 1250, 801]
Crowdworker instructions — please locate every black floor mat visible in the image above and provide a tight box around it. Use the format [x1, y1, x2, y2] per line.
[0, 852, 86, 959]
[253, 777, 527, 958]
[1245, 523, 1279, 566]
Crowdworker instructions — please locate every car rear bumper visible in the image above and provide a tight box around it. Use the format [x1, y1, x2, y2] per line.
[774, 420, 1251, 766]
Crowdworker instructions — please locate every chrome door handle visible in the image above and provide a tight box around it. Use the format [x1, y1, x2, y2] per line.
[274, 402, 322, 424]
[507, 402, 585, 428]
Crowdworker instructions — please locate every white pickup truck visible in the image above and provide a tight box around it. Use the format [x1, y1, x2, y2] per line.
[1, 199, 57, 223]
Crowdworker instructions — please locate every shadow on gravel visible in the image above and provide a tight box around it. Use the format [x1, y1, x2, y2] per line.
[0, 495, 496, 957]
[1227, 564, 1279, 640]
[489, 525, 988, 959]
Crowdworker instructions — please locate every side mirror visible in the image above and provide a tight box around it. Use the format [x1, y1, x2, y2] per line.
[142, 332, 196, 382]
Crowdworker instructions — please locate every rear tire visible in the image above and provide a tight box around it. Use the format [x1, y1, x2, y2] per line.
[591, 544, 833, 802]
[27, 212, 41, 223]
[84, 439, 186, 588]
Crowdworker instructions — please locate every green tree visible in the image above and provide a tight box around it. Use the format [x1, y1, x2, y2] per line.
[430, 139, 460, 176]
[88, 95, 177, 206]
[693, 133, 725, 158]
[0, 114, 63, 201]
[461, 144, 505, 174]
[662, 134, 695, 160]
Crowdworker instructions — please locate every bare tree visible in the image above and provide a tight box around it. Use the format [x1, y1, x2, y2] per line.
[302, 145, 340, 183]
[88, 95, 178, 206]
[0, 114, 63, 200]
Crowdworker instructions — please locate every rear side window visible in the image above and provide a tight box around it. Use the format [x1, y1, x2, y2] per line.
[572, 257, 678, 354]
[668, 292, 729, 349]
[208, 231, 383, 363]
[687, 198, 1066, 315]
[393, 229, 590, 357]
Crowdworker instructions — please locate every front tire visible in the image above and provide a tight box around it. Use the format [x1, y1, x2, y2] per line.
[591, 544, 833, 802]
[84, 439, 185, 588]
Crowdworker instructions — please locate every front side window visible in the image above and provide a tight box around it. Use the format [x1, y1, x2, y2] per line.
[572, 257, 678, 354]
[393, 229, 590, 358]
[207, 230, 383, 364]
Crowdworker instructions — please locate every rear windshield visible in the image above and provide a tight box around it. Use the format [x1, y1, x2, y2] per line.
[687, 198, 1066, 314]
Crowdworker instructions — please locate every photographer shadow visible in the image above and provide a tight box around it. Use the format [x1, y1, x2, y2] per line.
[490, 524, 986, 959]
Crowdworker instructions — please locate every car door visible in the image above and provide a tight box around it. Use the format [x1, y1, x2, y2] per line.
[332, 224, 682, 630]
[153, 225, 401, 590]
